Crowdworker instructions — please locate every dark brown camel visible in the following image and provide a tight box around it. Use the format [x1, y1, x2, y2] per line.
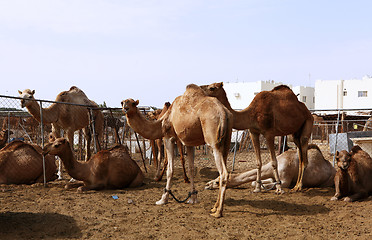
[202, 82, 313, 192]
[43, 138, 144, 192]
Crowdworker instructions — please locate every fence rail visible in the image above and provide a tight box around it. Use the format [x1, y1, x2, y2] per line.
[1, 94, 372, 187]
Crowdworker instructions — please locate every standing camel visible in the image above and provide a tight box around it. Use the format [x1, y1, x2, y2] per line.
[122, 84, 232, 218]
[201, 82, 313, 192]
[18, 86, 104, 161]
[147, 102, 189, 183]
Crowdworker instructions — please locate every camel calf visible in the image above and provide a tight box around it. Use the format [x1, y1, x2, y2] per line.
[331, 146, 372, 202]
[206, 144, 335, 190]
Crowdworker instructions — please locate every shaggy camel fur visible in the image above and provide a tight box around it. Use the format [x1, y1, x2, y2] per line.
[201, 82, 313, 193]
[331, 146, 372, 202]
[0, 140, 57, 184]
[19, 86, 104, 160]
[122, 84, 232, 218]
[205, 144, 335, 190]
[147, 102, 189, 183]
[43, 138, 144, 192]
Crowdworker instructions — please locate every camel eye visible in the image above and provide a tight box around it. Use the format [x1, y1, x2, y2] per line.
[209, 87, 215, 91]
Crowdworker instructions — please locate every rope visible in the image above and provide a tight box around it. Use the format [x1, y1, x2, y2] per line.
[257, 180, 281, 191]
[164, 188, 198, 203]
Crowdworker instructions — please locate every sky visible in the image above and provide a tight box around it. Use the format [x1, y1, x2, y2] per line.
[0, 0, 371, 108]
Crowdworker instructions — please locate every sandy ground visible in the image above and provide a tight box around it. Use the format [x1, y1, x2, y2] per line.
[0, 148, 372, 240]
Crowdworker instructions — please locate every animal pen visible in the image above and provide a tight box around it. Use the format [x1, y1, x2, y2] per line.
[1, 94, 372, 186]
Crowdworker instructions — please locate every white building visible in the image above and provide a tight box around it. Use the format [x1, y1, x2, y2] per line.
[224, 80, 314, 110]
[315, 75, 372, 110]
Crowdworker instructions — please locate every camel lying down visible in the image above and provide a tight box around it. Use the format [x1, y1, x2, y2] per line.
[331, 146, 372, 202]
[43, 138, 144, 192]
[206, 144, 335, 190]
[0, 140, 57, 184]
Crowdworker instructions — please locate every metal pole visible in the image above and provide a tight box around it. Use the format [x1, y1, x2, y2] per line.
[7, 112, 10, 143]
[39, 101, 47, 187]
[232, 130, 239, 171]
[134, 132, 147, 173]
[89, 108, 98, 153]
[332, 110, 341, 166]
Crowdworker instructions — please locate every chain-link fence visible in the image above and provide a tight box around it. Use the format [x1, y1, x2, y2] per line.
[1, 93, 372, 187]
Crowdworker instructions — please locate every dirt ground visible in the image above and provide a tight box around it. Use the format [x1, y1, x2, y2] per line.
[0, 148, 371, 240]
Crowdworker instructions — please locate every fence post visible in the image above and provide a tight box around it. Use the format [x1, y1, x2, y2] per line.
[232, 130, 239, 171]
[332, 110, 341, 166]
[39, 100, 47, 187]
[89, 108, 98, 153]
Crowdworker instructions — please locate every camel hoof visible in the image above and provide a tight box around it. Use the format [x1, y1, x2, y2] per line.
[344, 197, 352, 202]
[187, 196, 198, 204]
[210, 207, 217, 213]
[205, 180, 218, 190]
[77, 187, 84, 193]
[184, 179, 190, 184]
[210, 211, 222, 218]
[155, 199, 167, 205]
[253, 187, 261, 193]
[330, 196, 338, 201]
[275, 189, 285, 195]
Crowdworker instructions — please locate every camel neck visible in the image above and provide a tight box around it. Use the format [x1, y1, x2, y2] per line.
[57, 148, 89, 181]
[26, 100, 59, 124]
[126, 109, 164, 140]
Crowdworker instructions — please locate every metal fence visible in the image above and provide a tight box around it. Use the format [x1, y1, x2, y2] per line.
[1, 94, 372, 186]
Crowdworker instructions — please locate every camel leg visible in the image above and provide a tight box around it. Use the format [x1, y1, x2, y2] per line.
[186, 146, 197, 204]
[292, 120, 312, 191]
[266, 135, 283, 194]
[250, 132, 263, 193]
[178, 140, 190, 183]
[156, 137, 174, 205]
[331, 172, 344, 201]
[83, 127, 92, 161]
[210, 146, 228, 218]
[155, 139, 166, 181]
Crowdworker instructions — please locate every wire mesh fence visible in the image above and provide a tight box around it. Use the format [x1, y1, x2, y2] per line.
[1, 93, 372, 187]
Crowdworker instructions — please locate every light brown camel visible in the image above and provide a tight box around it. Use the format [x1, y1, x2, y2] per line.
[147, 102, 189, 183]
[18, 86, 104, 160]
[0, 140, 57, 184]
[331, 145, 372, 202]
[122, 84, 233, 218]
[206, 144, 335, 190]
[201, 82, 313, 193]
[43, 137, 144, 192]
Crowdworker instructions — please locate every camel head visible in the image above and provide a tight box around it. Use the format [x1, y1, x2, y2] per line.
[335, 150, 351, 170]
[121, 99, 139, 115]
[42, 137, 70, 156]
[18, 89, 36, 108]
[200, 82, 224, 98]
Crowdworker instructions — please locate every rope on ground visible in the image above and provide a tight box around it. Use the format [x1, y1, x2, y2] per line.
[164, 188, 198, 203]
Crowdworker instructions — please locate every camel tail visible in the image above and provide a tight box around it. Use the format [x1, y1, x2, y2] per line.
[216, 111, 232, 153]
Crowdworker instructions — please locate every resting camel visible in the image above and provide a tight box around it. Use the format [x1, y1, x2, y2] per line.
[122, 84, 232, 218]
[201, 82, 313, 193]
[331, 146, 372, 202]
[0, 140, 57, 184]
[18, 86, 104, 160]
[206, 144, 335, 190]
[147, 102, 189, 183]
[43, 137, 144, 192]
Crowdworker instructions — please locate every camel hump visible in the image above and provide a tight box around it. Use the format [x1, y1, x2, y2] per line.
[350, 145, 363, 155]
[308, 144, 321, 152]
[1, 140, 38, 153]
[272, 85, 291, 91]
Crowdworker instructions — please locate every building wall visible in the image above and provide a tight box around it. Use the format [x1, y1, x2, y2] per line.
[315, 76, 372, 109]
[224, 80, 314, 110]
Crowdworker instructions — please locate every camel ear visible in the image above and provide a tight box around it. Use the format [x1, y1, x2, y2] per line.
[32, 90, 35, 95]
[217, 82, 223, 87]
[18, 90, 22, 95]
[335, 151, 339, 158]
[134, 100, 139, 106]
